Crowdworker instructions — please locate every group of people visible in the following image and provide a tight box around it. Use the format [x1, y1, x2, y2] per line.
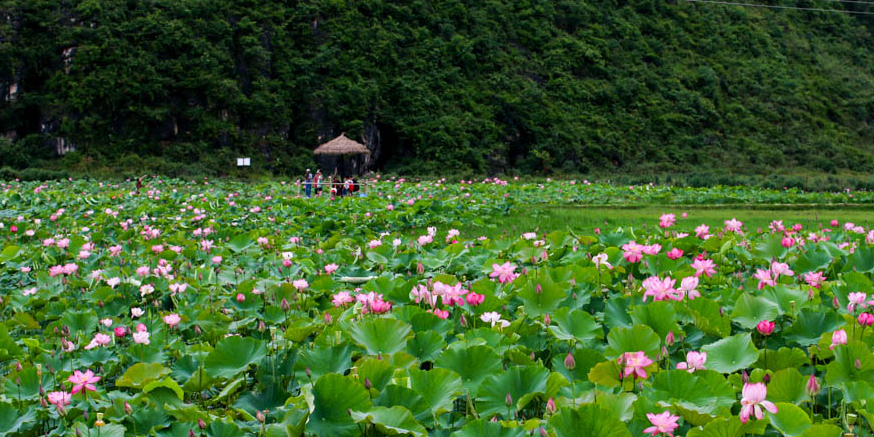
[303, 169, 362, 198]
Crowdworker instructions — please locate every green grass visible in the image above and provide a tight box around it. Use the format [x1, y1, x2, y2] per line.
[462, 205, 874, 239]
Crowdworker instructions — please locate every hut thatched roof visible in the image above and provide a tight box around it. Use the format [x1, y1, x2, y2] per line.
[313, 133, 371, 155]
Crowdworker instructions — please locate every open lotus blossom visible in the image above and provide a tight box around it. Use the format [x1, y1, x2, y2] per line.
[68, 369, 101, 395]
[666, 247, 683, 260]
[724, 218, 743, 233]
[490, 262, 518, 284]
[740, 382, 778, 423]
[163, 313, 181, 328]
[830, 329, 848, 350]
[694, 224, 710, 239]
[690, 258, 716, 277]
[676, 276, 700, 300]
[332, 291, 354, 307]
[676, 351, 707, 372]
[644, 411, 681, 436]
[753, 269, 775, 290]
[642, 276, 678, 302]
[621, 241, 644, 263]
[292, 279, 309, 291]
[642, 244, 662, 256]
[480, 311, 510, 328]
[592, 253, 613, 269]
[770, 261, 794, 277]
[619, 351, 653, 379]
[84, 333, 112, 350]
[47, 390, 71, 409]
[324, 263, 339, 274]
[858, 312, 874, 326]
[522, 232, 537, 240]
[848, 292, 868, 313]
[804, 271, 825, 289]
[659, 213, 676, 228]
[466, 292, 484, 306]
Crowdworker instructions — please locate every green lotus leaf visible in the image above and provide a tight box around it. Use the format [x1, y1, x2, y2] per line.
[768, 402, 811, 436]
[753, 235, 788, 260]
[449, 418, 527, 437]
[548, 307, 603, 343]
[799, 425, 843, 437]
[307, 373, 373, 437]
[825, 341, 874, 386]
[0, 403, 35, 436]
[203, 336, 267, 379]
[357, 357, 396, 392]
[228, 234, 255, 253]
[685, 415, 768, 437]
[142, 377, 184, 400]
[116, 362, 171, 389]
[405, 330, 445, 362]
[730, 293, 780, 330]
[548, 405, 631, 437]
[293, 344, 353, 381]
[61, 309, 98, 336]
[434, 344, 503, 392]
[845, 246, 874, 273]
[373, 385, 429, 419]
[604, 324, 660, 360]
[349, 317, 412, 355]
[752, 347, 808, 371]
[232, 385, 289, 416]
[476, 365, 550, 417]
[765, 368, 807, 405]
[72, 423, 126, 437]
[700, 333, 759, 374]
[408, 367, 462, 420]
[595, 392, 636, 421]
[350, 406, 427, 437]
[687, 297, 732, 337]
[517, 271, 569, 317]
[784, 309, 844, 346]
[793, 249, 833, 274]
[645, 370, 735, 422]
[630, 300, 680, 340]
[207, 419, 245, 437]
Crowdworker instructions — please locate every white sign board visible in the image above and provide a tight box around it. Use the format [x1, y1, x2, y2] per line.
[236, 158, 251, 167]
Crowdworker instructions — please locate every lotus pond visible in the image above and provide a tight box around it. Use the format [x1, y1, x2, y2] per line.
[1, 177, 874, 437]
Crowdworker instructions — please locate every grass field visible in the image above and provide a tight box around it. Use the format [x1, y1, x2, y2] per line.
[464, 205, 874, 239]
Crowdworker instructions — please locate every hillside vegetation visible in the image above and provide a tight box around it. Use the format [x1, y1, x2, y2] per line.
[2, 0, 874, 178]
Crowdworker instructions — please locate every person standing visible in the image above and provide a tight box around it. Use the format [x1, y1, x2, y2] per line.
[314, 170, 322, 196]
[304, 169, 313, 198]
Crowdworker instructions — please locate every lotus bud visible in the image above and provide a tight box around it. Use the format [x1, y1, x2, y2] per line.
[256, 410, 266, 423]
[124, 401, 133, 415]
[834, 296, 840, 309]
[416, 262, 424, 275]
[98, 300, 104, 308]
[305, 366, 312, 378]
[83, 410, 89, 421]
[47, 365, 55, 374]
[189, 430, 196, 437]
[281, 298, 290, 311]
[530, 352, 536, 361]
[236, 293, 245, 302]
[40, 396, 48, 408]
[53, 327, 58, 335]
[15, 361, 22, 372]
[365, 378, 372, 390]
[505, 392, 513, 407]
[572, 292, 577, 300]
[544, 313, 551, 325]
[742, 370, 750, 384]
[545, 397, 556, 415]
[541, 250, 548, 262]
[74, 428, 80, 437]
[324, 313, 332, 324]
[39, 386, 45, 396]
[198, 419, 207, 429]
[490, 416, 498, 422]
[459, 314, 467, 327]
[522, 267, 528, 276]
[806, 374, 820, 396]
[535, 283, 542, 294]
[564, 351, 576, 370]
[531, 256, 537, 264]
[762, 373, 771, 385]
[660, 346, 668, 360]
[540, 427, 548, 437]
[15, 377, 20, 386]
[856, 359, 862, 370]
[347, 408, 352, 416]
[194, 325, 202, 335]
[258, 320, 266, 332]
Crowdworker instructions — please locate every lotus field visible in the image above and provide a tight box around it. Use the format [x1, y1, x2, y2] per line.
[3, 177, 874, 437]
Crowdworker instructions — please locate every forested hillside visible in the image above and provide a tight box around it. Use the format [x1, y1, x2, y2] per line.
[2, 0, 874, 178]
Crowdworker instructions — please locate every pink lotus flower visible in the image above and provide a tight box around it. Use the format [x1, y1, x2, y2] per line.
[592, 253, 613, 269]
[642, 244, 662, 256]
[480, 311, 510, 328]
[806, 374, 820, 396]
[22, 287, 36, 297]
[199, 239, 214, 252]
[659, 213, 676, 228]
[858, 313, 874, 326]
[465, 292, 484, 306]
[131, 307, 144, 318]
[621, 241, 644, 263]
[756, 320, 775, 336]
[830, 219, 839, 227]
[676, 351, 707, 373]
[169, 283, 187, 295]
[430, 308, 449, 319]
[804, 271, 825, 289]
[691, 258, 716, 277]
[114, 327, 127, 338]
[830, 329, 847, 350]
[740, 382, 778, 423]
[133, 330, 150, 345]
[324, 263, 339, 274]
[677, 276, 700, 300]
[163, 313, 181, 328]
[490, 262, 518, 284]
[770, 261, 794, 277]
[257, 237, 269, 246]
[417, 235, 433, 245]
[47, 391, 71, 410]
[753, 269, 775, 290]
[84, 333, 112, 350]
[332, 291, 354, 307]
[619, 351, 653, 379]
[68, 369, 101, 395]
[236, 293, 245, 302]
[135, 266, 150, 277]
[642, 276, 677, 302]
[695, 224, 710, 239]
[211, 255, 222, 264]
[724, 218, 743, 233]
[666, 248, 683, 260]
[292, 279, 309, 291]
[781, 237, 794, 248]
[848, 292, 868, 313]
[644, 411, 681, 436]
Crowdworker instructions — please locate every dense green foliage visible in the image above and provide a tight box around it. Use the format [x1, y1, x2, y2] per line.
[2, 0, 874, 176]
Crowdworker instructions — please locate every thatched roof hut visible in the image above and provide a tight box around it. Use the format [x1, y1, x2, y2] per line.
[313, 133, 370, 177]
[313, 133, 371, 156]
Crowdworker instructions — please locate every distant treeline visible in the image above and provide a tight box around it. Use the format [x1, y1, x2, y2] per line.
[2, 0, 874, 178]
